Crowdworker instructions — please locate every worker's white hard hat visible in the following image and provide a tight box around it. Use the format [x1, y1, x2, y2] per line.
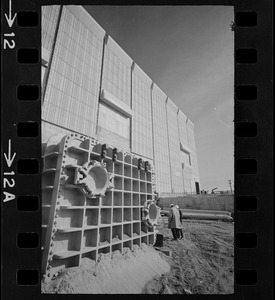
[175, 205, 179, 209]
[169, 204, 174, 208]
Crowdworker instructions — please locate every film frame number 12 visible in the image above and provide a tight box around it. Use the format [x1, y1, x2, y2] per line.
[3, 0, 17, 50]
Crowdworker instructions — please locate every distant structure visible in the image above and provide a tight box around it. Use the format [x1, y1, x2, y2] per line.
[42, 5, 200, 196]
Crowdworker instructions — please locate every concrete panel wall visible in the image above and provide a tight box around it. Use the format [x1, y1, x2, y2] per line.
[151, 84, 172, 194]
[186, 120, 200, 191]
[42, 6, 105, 137]
[177, 110, 189, 149]
[132, 64, 153, 159]
[42, 5, 60, 61]
[177, 110, 192, 193]
[42, 6, 201, 197]
[182, 164, 193, 194]
[97, 103, 130, 151]
[101, 36, 132, 107]
[98, 36, 132, 149]
[166, 99, 184, 193]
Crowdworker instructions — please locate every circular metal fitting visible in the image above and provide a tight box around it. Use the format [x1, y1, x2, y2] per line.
[142, 200, 161, 227]
[74, 160, 113, 197]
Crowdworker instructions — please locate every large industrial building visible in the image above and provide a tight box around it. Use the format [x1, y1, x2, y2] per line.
[42, 5, 200, 196]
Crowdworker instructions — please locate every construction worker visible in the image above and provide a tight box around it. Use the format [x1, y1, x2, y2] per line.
[168, 204, 182, 240]
[175, 205, 183, 239]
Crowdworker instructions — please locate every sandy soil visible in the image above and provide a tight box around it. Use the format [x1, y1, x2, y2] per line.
[42, 218, 234, 294]
[142, 218, 234, 294]
[42, 243, 170, 294]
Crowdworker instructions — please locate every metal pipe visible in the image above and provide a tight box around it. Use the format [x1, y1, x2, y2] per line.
[181, 212, 233, 222]
[181, 209, 231, 216]
[161, 209, 233, 222]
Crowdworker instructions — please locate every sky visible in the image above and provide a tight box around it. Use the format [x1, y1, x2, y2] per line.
[85, 5, 234, 192]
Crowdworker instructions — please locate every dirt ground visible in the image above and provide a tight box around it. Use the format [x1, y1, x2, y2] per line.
[42, 217, 234, 294]
[142, 217, 234, 294]
[42, 243, 170, 294]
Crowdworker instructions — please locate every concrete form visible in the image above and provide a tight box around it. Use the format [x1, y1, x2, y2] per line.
[42, 133, 159, 279]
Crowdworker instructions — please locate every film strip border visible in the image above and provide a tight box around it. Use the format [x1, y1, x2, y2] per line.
[1, 0, 273, 299]
[234, 2, 273, 298]
[2, 0, 41, 296]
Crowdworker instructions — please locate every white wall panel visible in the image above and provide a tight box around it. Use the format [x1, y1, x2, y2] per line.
[132, 64, 153, 159]
[42, 6, 104, 138]
[177, 110, 189, 150]
[151, 85, 172, 193]
[102, 36, 132, 107]
[42, 6, 200, 196]
[166, 99, 184, 193]
[42, 5, 60, 61]
[187, 120, 200, 191]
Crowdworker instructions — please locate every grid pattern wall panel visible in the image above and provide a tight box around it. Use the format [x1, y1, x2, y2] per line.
[41, 134, 156, 279]
[102, 45, 131, 107]
[151, 87, 172, 193]
[132, 73, 153, 159]
[166, 100, 184, 193]
[42, 6, 60, 55]
[42, 7, 104, 137]
[177, 110, 189, 150]
[187, 122, 200, 183]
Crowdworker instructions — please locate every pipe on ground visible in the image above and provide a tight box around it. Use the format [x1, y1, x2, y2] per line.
[181, 212, 233, 222]
[179, 209, 231, 216]
[161, 210, 233, 222]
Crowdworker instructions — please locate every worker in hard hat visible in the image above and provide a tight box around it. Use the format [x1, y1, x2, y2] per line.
[168, 204, 182, 240]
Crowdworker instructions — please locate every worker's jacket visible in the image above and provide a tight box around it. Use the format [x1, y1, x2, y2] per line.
[168, 207, 182, 229]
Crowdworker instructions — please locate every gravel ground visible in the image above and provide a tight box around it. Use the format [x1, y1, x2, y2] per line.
[142, 217, 234, 294]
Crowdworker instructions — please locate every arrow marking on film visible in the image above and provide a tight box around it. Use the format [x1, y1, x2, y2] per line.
[4, 139, 16, 168]
[5, 0, 17, 28]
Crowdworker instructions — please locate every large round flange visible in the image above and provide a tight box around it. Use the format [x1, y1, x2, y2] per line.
[142, 200, 161, 228]
[74, 160, 113, 197]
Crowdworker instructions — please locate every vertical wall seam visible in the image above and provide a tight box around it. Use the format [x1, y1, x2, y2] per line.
[186, 118, 192, 166]
[130, 62, 135, 152]
[186, 118, 194, 193]
[165, 98, 173, 193]
[150, 83, 155, 168]
[177, 109, 185, 194]
[193, 129, 200, 182]
[42, 5, 63, 104]
[186, 118, 190, 149]
[176, 109, 181, 146]
[95, 33, 107, 136]
[131, 63, 134, 109]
